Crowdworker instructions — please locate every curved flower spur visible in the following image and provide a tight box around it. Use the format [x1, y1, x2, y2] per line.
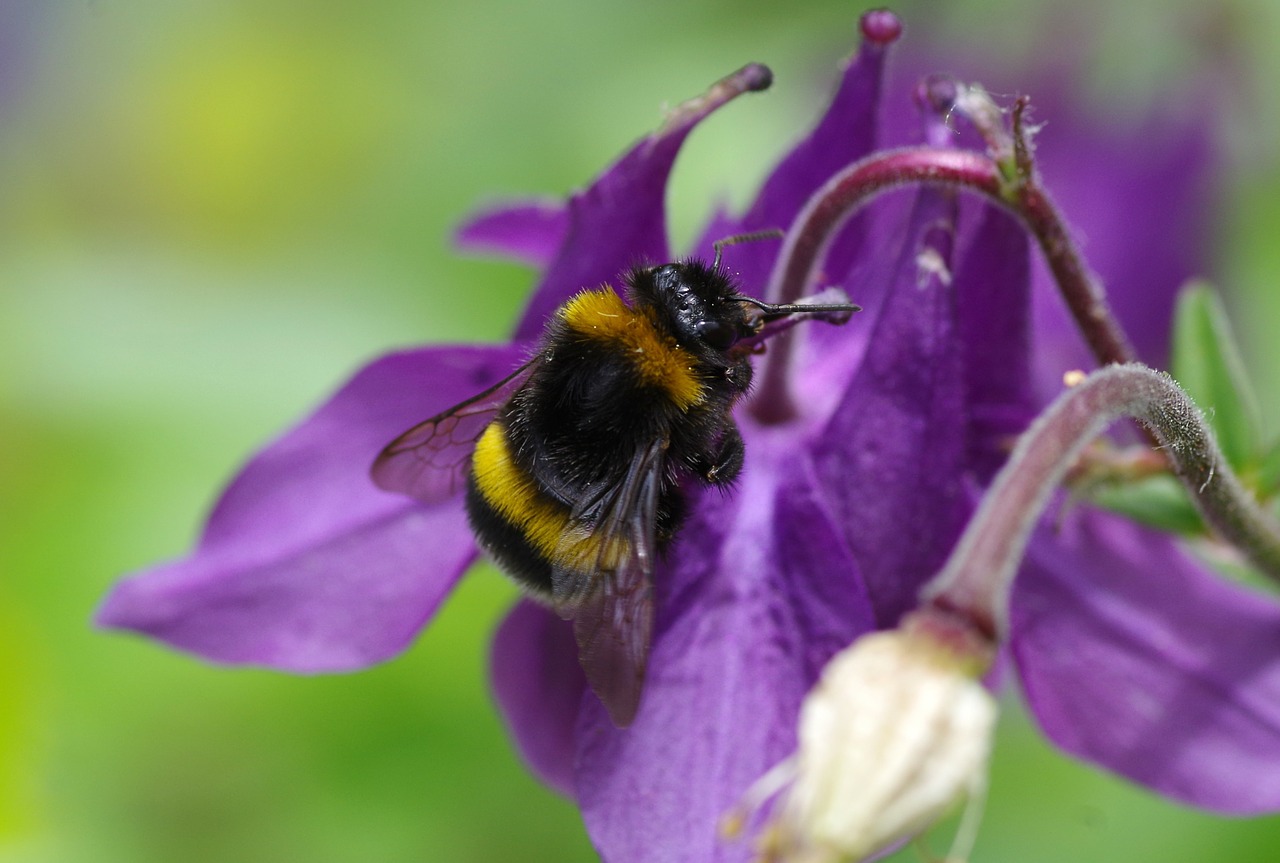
[98, 7, 1280, 861]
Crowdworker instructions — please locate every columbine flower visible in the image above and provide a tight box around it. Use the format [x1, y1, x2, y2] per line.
[98, 8, 1280, 862]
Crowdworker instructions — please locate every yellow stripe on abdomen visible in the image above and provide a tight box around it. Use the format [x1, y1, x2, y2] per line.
[561, 289, 705, 411]
[471, 423, 627, 572]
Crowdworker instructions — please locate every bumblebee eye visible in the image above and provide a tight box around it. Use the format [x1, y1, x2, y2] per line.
[696, 318, 737, 350]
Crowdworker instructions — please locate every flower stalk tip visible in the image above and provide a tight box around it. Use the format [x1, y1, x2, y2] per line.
[859, 9, 903, 47]
[660, 62, 774, 136]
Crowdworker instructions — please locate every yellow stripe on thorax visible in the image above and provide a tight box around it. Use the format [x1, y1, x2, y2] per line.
[472, 423, 627, 572]
[561, 289, 705, 411]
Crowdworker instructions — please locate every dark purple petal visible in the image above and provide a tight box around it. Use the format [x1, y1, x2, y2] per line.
[696, 13, 899, 295]
[811, 188, 969, 626]
[1012, 509, 1280, 813]
[514, 64, 772, 340]
[489, 599, 585, 798]
[575, 441, 875, 862]
[98, 343, 528, 670]
[953, 202, 1036, 479]
[454, 199, 569, 268]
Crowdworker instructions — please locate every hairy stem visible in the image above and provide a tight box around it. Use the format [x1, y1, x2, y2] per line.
[922, 364, 1280, 638]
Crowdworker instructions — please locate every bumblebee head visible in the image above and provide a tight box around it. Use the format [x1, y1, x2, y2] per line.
[629, 255, 861, 354]
[630, 260, 757, 352]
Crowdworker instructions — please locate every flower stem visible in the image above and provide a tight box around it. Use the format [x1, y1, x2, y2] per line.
[922, 364, 1280, 638]
[750, 145, 1136, 424]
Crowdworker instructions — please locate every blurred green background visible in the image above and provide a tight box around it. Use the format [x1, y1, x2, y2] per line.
[3, 1, 1280, 861]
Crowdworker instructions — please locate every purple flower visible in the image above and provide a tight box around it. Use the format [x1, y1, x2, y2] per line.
[99, 9, 1280, 861]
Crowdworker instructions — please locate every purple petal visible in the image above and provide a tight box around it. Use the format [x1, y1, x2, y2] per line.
[489, 599, 585, 798]
[952, 203, 1036, 479]
[454, 199, 568, 268]
[514, 64, 773, 340]
[696, 13, 899, 295]
[575, 440, 875, 862]
[811, 188, 969, 625]
[1012, 509, 1280, 813]
[98, 343, 528, 670]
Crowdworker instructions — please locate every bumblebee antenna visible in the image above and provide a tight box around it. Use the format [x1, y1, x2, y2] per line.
[740, 295, 861, 317]
[712, 229, 785, 271]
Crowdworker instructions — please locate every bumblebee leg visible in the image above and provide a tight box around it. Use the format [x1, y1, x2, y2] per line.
[699, 425, 744, 486]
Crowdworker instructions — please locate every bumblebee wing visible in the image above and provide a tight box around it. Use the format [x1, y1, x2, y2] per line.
[371, 359, 535, 505]
[551, 437, 668, 727]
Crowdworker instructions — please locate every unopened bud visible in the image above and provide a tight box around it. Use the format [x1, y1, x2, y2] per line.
[746, 615, 997, 862]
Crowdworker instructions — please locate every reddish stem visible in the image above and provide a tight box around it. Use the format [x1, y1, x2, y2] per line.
[750, 146, 1137, 424]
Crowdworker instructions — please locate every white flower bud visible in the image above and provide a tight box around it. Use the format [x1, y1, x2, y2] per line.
[753, 619, 997, 863]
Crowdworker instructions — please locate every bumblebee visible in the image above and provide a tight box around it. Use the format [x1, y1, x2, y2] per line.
[372, 241, 857, 727]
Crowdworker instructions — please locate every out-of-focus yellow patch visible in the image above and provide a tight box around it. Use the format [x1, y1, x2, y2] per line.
[26, 17, 401, 248]
[0, 606, 43, 842]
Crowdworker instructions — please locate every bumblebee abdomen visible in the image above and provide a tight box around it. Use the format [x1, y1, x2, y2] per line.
[464, 478, 554, 594]
[467, 421, 631, 596]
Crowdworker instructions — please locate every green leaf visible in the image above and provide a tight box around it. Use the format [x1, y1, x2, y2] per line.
[1169, 281, 1263, 470]
[1086, 474, 1206, 536]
